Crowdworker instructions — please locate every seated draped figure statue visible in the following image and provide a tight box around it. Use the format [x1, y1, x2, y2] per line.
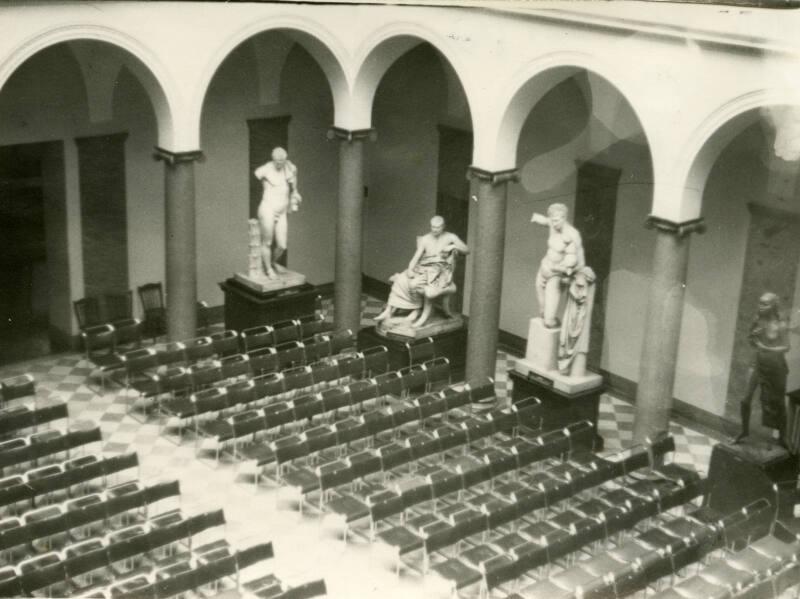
[375, 215, 469, 329]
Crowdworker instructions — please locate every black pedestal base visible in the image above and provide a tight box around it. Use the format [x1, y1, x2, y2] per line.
[357, 325, 467, 379]
[509, 369, 604, 451]
[219, 278, 319, 332]
[705, 442, 798, 519]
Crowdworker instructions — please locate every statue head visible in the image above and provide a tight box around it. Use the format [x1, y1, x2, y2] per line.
[271, 147, 288, 170]
[757, 292, 781, 317]
[430, 215, 445, 237]
[547, 203, 569, 232]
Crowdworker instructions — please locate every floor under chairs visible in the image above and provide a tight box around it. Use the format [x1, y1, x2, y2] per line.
[0, 368, 327, 599]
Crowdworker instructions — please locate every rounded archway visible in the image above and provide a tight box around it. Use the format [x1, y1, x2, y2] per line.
[357, 35, 474, 315]
[0, 35, 174, 360]
[674, 101, 800, 429]
[498, 64, 654, 390]
[195, 28, 344, 306]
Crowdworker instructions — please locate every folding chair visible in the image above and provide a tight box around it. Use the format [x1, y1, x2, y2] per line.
[241, 325, 275, 353]
[249, 346, 279, 377]
[184, 336, 215, 365]
[276, 341, 306, 370]
[363, 346, 389, 377]
[298, 313, 330, 340]
[210, 330, 240, 358]
[273, 319, 301, 345]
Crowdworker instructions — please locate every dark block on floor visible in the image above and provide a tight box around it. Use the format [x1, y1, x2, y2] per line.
[705, 442, 798, 519]
[509, 368, 604, 450]
[357, 325, 467, 378]
[219, 278, 318, 332]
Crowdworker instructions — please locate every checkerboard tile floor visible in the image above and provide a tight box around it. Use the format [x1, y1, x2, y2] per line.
[0, 294, 723, 598]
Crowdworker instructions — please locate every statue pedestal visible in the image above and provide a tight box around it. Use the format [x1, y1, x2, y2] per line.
[219, 277, 317, 332]
[509, 368, 604, 451]
[375, 314, 464, 340]
[234, 270, 306, 293]
[514, 318, 602, 394]
[524, 318, 559, 372]
[705, 442, 798, 521]
[358, 321, 467, 378]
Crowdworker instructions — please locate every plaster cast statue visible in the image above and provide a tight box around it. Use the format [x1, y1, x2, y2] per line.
[735, 291, 791, 448]
[558, 266, 597, 377]
[254, 147, 302, 279]
[531, 203, 585, 328]
[374, 215, 469, 329]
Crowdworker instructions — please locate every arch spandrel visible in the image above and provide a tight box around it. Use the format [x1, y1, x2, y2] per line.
[190, 16, 350, 149]
[0, 24, 179, 150]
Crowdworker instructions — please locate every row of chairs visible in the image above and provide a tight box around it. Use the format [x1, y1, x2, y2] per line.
[116, 328, 357, 402]
[373, 432, 679, 576]
[75, 285, 214, 348]
[0, 507, 228, 597]
[0, 375, 35, 408]
[467, 474, 715, 599]
[85, 312, 334, 394]
[0, 427, 102, 475]
[244, 575, 328, 599]
[195, 356, 453, 465]
[158, 346, 402, 442]
[652, 516, 800, 599]
[85, 541, 282, 599]
[512, 497, 774, 599]
[239, 313, 332, 353]
[0, 401, 68, 438]
[122, 330, 362, 418]
[279, 395, 538, 515]
[0, 480, 181, 556]
[0, 453, 139, 513]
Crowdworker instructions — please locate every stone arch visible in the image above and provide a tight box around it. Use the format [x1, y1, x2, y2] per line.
[478, 51, 651, 172]
[349, 22, 475, 131]
[0, 24, 178, 149]
[193, 17, 349, 142]
[676, 89, 800, 221]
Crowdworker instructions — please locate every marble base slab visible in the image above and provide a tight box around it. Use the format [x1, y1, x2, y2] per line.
[376, 314, 464, 340]
[234, 270, 306, 293]
[513, 357, 603, 394]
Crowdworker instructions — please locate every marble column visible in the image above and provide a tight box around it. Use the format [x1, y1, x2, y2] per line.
[632, 215, 706, 445]
[154, 147, 203, 342]
[465, 167, 519, 386]
[329, 127, 375, 333]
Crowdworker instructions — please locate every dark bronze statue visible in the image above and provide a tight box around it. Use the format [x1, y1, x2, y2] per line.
[735, 292, 791, 448]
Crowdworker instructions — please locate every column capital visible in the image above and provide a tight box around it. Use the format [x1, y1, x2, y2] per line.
[645, 215, 706, 237]
[327, 127, 377, 143]
[153, 146, 204, 165]
[467, 166, 520, 186]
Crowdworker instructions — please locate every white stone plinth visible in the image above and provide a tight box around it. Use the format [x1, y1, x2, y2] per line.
[524, 317, 559, 372]
[376, 314, 464, 340]
[513, 358, 603, 394]
[234, 270, 306, 293]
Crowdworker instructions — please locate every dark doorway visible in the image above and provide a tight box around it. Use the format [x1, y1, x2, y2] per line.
[0, 141, 67, 364]
[436, 125, 473, 314]
[573, 160, 621, 369]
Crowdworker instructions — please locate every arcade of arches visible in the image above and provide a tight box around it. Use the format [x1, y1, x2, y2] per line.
[1, 2, 800, 596]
